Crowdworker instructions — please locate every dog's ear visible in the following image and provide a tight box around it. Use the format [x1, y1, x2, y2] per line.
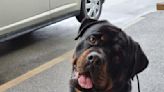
[75, 18, 98, 40]
[79, 18, 98, 32]
[131, 43, 149, 78]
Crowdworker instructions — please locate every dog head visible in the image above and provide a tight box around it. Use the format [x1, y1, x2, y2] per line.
[71, 19, 149, 91]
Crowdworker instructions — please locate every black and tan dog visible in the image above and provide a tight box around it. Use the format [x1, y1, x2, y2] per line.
[70, 19, 149, 92]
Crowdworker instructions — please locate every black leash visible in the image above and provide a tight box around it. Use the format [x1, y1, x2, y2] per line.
[136, 75, 140, 92]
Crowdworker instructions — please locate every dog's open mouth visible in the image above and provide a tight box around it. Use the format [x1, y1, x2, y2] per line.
[75, 71, 93, 89]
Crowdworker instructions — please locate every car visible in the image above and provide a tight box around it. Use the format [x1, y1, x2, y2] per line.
[0, 0, 105, 42]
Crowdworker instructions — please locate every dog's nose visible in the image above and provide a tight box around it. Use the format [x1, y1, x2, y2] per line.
[87, 52, 100, 64]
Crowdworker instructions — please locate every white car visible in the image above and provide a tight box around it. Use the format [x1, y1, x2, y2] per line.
[0, 0, 105, 42]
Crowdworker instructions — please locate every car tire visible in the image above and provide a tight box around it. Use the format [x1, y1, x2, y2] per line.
[76, 0, 103, 22]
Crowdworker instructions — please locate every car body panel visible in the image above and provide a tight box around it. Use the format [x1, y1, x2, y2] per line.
[49, 0, 81, 19]
[50, 2, 81, 20]
[0, 0, 81, 39]
[50, 0, 79, 9]
[0, 0, 50, 34]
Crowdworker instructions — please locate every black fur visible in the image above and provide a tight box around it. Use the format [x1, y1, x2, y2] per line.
[70, 19, 149, 92]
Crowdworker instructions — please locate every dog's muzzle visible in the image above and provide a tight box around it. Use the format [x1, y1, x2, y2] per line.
[73, 49, 106, 89]
[86, 51, 102, 65]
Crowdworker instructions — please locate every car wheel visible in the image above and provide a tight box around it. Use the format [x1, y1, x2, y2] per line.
[76, 0, 103, 22]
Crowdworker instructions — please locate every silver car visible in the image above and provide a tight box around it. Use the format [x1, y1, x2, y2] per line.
[0, 0, 105, 42]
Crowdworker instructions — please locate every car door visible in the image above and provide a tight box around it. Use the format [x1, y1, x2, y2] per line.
[0, 0, 50, 35]
[49, 0, 81, 19]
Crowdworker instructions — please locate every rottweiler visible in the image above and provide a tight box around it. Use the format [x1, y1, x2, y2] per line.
[70, 19, 149, 92]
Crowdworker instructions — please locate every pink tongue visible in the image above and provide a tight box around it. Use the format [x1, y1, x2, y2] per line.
[78, 75, 93, 89]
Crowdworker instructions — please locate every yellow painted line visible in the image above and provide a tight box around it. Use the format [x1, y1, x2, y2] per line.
[0, 50, 73, 92]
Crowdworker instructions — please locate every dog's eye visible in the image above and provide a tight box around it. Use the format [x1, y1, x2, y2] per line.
[100, 35, 107, 41]
[101, 36, 105, 41]
[89, 36, 97, 45]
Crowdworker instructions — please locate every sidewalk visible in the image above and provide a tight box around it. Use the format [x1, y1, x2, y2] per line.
[3, 11, 164, 92]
